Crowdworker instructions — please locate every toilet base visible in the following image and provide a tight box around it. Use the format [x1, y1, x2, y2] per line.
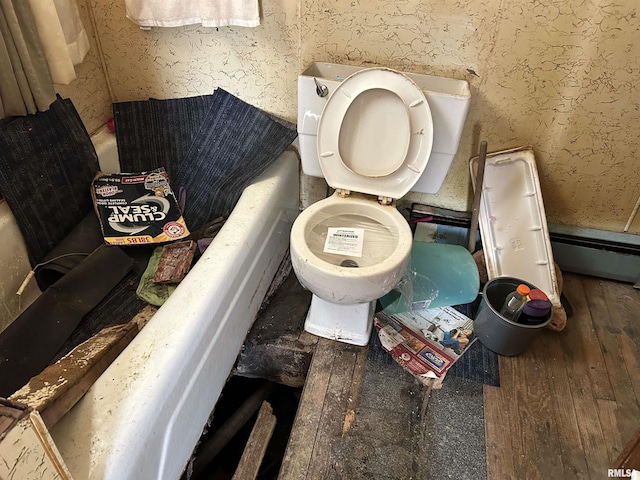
[303, 295, 375, 346]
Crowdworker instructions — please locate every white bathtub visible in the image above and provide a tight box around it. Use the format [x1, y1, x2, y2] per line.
[0, 128, 299, 479]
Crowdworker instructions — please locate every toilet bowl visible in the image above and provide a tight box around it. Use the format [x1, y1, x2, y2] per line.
[290, 67, 434, 345]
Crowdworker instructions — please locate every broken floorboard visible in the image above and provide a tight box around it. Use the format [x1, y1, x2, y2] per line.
[234, 272, 316, 388]
[278, 335, 431, 480]
[9, 305, 157, 428]
[236, 272, 485, 479]
[232, 401, 277, 480]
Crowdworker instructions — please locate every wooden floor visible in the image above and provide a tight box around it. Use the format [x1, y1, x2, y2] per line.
[277, 273, 639, 479]
[484, 273, 640, 479]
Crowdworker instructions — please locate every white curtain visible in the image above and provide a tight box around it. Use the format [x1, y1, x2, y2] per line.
[28, 0, 89, 85]
[0, 0, 56, 118]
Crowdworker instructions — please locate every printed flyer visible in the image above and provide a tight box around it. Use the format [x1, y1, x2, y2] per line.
[374, 306, 476, 384]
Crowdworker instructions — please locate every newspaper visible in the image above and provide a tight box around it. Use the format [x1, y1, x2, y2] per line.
[374, 306, 476, 385]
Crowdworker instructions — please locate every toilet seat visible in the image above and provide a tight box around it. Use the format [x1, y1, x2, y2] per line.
[317, 68, 434, 199]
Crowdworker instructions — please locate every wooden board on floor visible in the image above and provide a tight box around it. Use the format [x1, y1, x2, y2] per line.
[614, 427, 640, 471]
[232, 401, 277, 480]
[278, 337, 429, 480]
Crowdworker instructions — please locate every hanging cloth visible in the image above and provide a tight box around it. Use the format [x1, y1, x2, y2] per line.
[0, 0, 56, 118]
[125, 0, 260, 28]
[27, 0, 90, 85]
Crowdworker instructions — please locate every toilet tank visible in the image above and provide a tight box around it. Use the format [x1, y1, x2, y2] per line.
[298, 62, 471, 195]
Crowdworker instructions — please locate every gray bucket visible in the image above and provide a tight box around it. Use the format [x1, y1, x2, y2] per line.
[474, 277, 551, 356]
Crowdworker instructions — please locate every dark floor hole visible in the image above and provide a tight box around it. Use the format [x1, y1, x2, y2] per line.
[186, 376, 301, 480]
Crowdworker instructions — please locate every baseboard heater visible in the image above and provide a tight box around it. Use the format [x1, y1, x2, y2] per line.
[410, 203, 640, 286]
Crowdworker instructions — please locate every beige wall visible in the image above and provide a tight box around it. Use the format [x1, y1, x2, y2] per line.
[65, 0, 640, 234]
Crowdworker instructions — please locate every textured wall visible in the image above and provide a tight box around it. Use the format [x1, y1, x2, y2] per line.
[299, 0, 640, 233]
[65, 0, 640, 233]
[88, 0, 299, 122]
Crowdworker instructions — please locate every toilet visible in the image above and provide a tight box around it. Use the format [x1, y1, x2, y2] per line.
[291, 64, 471, 346]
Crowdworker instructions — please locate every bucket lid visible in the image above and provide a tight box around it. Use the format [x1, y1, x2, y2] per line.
[523, 299, 552, 317]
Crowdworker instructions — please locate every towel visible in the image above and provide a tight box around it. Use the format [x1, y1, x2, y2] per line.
[125, 0, 260, 28]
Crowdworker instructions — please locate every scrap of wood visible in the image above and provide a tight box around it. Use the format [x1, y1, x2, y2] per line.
[613, 426, 640, 470]
[0, 399, 72, 480]
[10, 305, 157, 428]
[153, 240, 197, 284]
[231, 401, 277, 480]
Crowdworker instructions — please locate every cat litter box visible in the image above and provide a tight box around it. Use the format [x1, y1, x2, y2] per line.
[470, 146, 561, 308]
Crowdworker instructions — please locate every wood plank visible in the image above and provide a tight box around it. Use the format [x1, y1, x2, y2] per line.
[598, 398, 625, 466]
[561, 275, 614, 401]
[10, 305, 155, 427]
[555, 277, 610, 477]
[508, 350, 547, 480]
[505, 352, 529, 478]
[278, 337, 338, 479]
[340, 339, 368, 437]
[614, 427, 640, 470]
[601, 279, 640, 339]
[584, 277, 640, 464]
[232, 401, 277, 480]
[619, 332, 640, 435]
[485, 353, 527, 480]
[306, 341, 364, 479]
[484, 381, 513, 480]
[534, 329, 590, 478]
[519, 332, 565, 479]
[601, 280, 640, 408]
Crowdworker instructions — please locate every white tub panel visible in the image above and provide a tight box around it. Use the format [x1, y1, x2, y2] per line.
[91, 126, 121, 173]
[50, 150, 299, 480]
[0, 202, 40, 333]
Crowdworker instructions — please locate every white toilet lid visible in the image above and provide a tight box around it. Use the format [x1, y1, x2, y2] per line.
[317, 68, 433, 199]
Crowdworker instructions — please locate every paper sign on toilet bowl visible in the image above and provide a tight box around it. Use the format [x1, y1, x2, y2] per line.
[323, 227, 364, 257]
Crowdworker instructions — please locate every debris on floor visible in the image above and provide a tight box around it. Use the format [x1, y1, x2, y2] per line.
[374, 306, 476, 387]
